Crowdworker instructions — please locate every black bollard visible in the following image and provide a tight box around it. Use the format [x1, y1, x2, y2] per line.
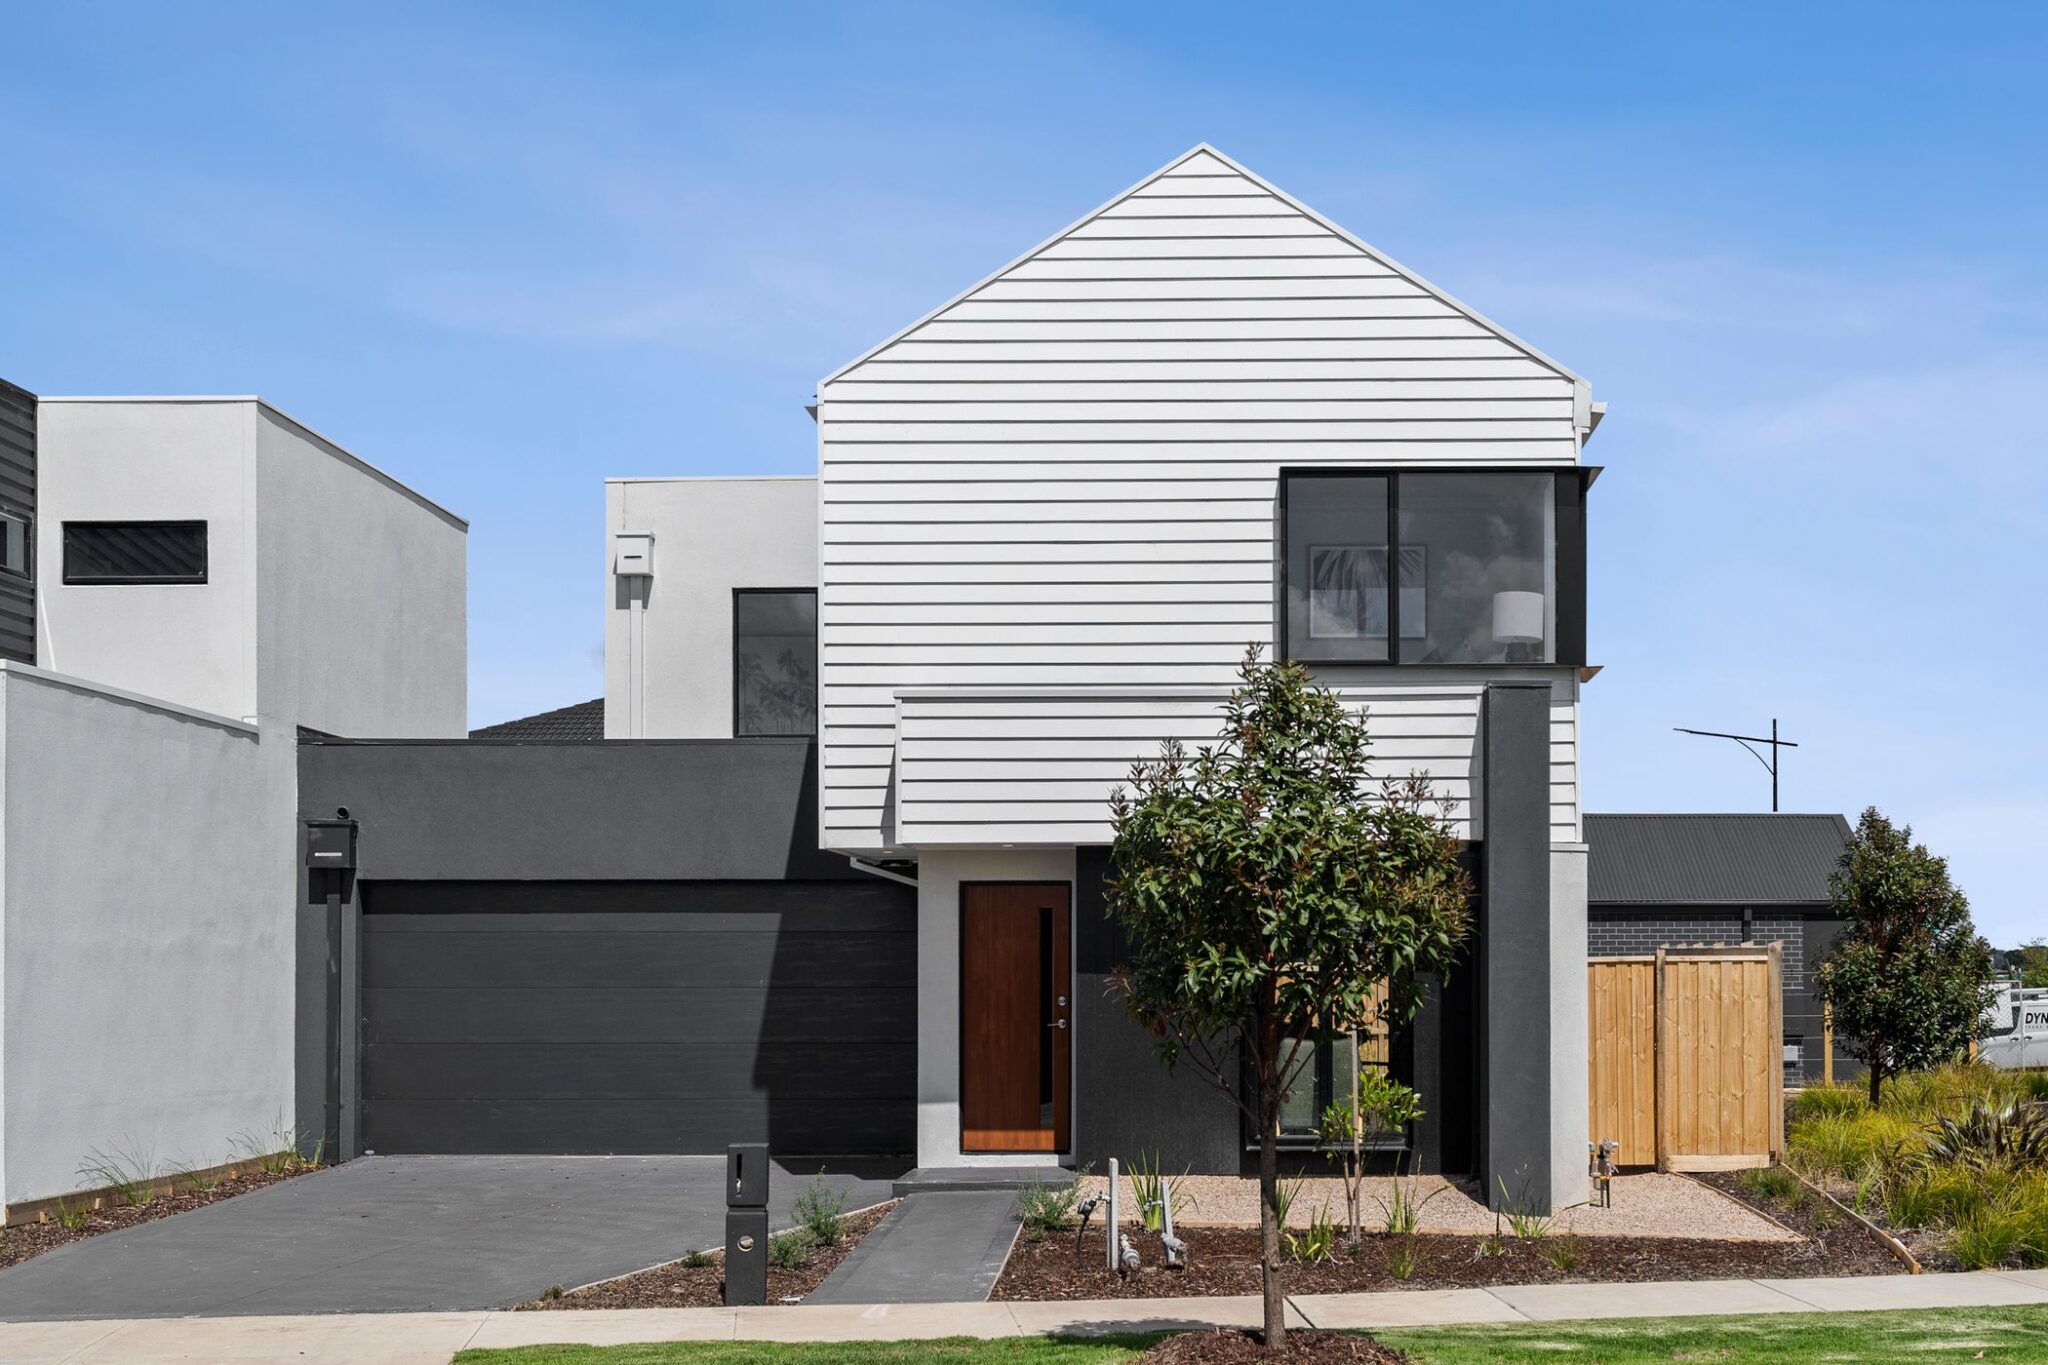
[724, 1143, 769, 1306]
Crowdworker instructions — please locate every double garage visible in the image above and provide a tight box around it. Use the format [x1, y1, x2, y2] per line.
[299, 739, 917, 1160]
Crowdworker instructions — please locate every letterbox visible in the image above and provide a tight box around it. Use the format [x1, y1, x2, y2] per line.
[727, 1142, 769, 1208]
[305, 821, 356, 871]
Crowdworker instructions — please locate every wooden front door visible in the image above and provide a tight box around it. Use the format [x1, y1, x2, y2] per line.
[960, 883, 1071, 1152]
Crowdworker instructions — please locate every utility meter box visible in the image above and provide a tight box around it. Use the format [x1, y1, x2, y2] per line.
[613, 530, 654, 578]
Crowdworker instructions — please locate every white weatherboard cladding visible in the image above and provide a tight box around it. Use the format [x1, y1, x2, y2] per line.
[817, 147, 1586, 854]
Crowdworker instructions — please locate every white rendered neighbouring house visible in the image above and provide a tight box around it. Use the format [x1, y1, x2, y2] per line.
[591, 146, 1599, 1210]
[0, 388, 465, 1214]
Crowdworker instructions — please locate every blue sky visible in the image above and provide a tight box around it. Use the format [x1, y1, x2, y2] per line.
[3, 3, 2042, 943]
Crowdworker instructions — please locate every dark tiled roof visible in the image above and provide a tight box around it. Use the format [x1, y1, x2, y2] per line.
[469, 698, 605, 741]
[1585, 813, 1851, 906]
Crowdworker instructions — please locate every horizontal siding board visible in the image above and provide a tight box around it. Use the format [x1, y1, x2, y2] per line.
[872, 338, 1527, 362]
[903, 318, 1494, 342]
[822, 379, 1572, 403]
[821, 399, 1570, 423]
[838, 359, 1558, 381]
[939, 296, 1461, 320]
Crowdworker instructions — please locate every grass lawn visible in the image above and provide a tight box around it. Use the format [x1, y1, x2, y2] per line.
[455, 1305, 2048, 1364]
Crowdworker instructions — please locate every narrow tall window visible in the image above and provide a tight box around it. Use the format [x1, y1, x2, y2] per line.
[0, 511, 27, 578]
[733, 589, 817, 737]
[62, 521, 207, 584]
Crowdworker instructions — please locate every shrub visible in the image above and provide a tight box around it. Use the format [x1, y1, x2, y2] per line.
[682, 1250, 717, 1269]
[1738, 1165, 1803, 1204]
[1542, 1233, 1586, 1272]
[1014, 1171, 1083, 1241]
[1127, 1151, 1190, 1234]
[77, 1145, 157, 1207]
[1883, 1172, 1941, 1231]
[768, 1228, 815, 1269]
[1792, 1083, 1868, 1123]
[1786, 1110, 1919, 1181]
[1284, 1203, 1340, 1263]
[53, 1199, 89, 1232]
[539, 1284, 564, 1301]
[1385, 1237, 1418, 1280]
[1925, 1100, 2048, 1171]
[1951, 1193, 2030, 1269]
[791, 1173, 848, 1245]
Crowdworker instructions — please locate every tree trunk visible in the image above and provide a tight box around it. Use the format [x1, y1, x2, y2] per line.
[1257, 1005, 1286, 1350]
[1259, 1108, 1285, 1349]
[1868, 1061, 1883, 1109]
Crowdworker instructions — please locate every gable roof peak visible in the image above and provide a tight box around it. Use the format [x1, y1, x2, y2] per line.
[819, 143, 1582, 388]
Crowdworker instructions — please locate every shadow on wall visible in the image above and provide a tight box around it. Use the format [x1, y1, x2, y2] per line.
[754, 874, 919, 1159]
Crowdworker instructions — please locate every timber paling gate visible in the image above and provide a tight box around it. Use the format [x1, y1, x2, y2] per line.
[1588, 944, 1784, 1170]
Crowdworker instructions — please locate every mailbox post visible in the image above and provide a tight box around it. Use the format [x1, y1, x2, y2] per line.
[724, 1143, 769, 1306]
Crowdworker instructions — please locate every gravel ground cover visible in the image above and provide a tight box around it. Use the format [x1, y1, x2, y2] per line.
[518, 1202, 896, 1309]
[1079, 1171, 1795, 1241]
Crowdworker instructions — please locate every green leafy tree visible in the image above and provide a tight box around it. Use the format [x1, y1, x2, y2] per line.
[1104, 647, 1471, 1349]
[2009, 940, 2048, 990]
[1816, 807, 1996, 1107]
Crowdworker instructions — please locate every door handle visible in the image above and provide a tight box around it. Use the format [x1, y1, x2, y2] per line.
[1048, 1019, 1067, 1030]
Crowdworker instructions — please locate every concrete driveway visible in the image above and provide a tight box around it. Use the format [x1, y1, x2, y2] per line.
[0, 1155, 902, 1321]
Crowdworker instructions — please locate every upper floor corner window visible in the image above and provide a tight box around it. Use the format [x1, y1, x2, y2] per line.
[0, 511, 27, 578]
[733, 588, 817, 737]
[1282, 471, 1575, 666]
[62, 520, 208, 584]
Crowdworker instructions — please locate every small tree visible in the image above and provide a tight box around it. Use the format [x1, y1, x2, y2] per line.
[1105, 647, 1471, 1349]
[1318, 1070, 1424, 1243]
[1816, 806, 1996, 1107]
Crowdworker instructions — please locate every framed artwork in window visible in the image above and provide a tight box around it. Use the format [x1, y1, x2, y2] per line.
[1307, 544, 1425, 640]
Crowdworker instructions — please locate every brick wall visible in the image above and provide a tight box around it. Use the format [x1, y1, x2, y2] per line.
[1588, 907, 1831, 1085]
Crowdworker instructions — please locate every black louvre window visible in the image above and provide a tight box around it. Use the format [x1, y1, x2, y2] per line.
[62, 521, 208, 584]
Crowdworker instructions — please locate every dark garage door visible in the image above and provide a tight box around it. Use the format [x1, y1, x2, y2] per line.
[360, 880, 916, 1155]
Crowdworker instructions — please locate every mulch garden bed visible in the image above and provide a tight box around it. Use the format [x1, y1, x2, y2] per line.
[994, 1202, 1898, 1301]
[0, 1165, 321, 1270]
[518, 1200, 897, 1309]
[1143, 1329, 1405, 1363]
[1696, 1168, 1929, 1271]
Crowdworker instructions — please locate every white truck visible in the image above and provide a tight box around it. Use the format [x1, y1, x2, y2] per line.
[1981, 979, 2048, 1070]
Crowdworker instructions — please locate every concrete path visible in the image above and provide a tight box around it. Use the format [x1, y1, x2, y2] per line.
[806, 1191, 1021, 1304]
[3, 1270, 2046, 1361]
[0, 1155, 899, 1322]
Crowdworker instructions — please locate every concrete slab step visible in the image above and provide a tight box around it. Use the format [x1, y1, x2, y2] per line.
[889, 1166, 1066, 1196]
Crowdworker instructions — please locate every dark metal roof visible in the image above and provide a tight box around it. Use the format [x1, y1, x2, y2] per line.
[1585, 813, 1851, 906]
[469, 698, 605, 741]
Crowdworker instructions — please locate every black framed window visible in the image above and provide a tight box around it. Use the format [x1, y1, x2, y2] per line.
[0, 510, 27, 579]
[733, 588, 817, 737]
[62, 520, 208, 584]
[1281, 470, 1584, 666]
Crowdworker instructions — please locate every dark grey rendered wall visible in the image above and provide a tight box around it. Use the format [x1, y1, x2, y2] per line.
[1070, 845, 1483, 1178]
[1480, 682, 1555, 1211]
[1070, 846, 1242, 1174]
[296, 738, 916, 1158]
[0, 378, 34, 665]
